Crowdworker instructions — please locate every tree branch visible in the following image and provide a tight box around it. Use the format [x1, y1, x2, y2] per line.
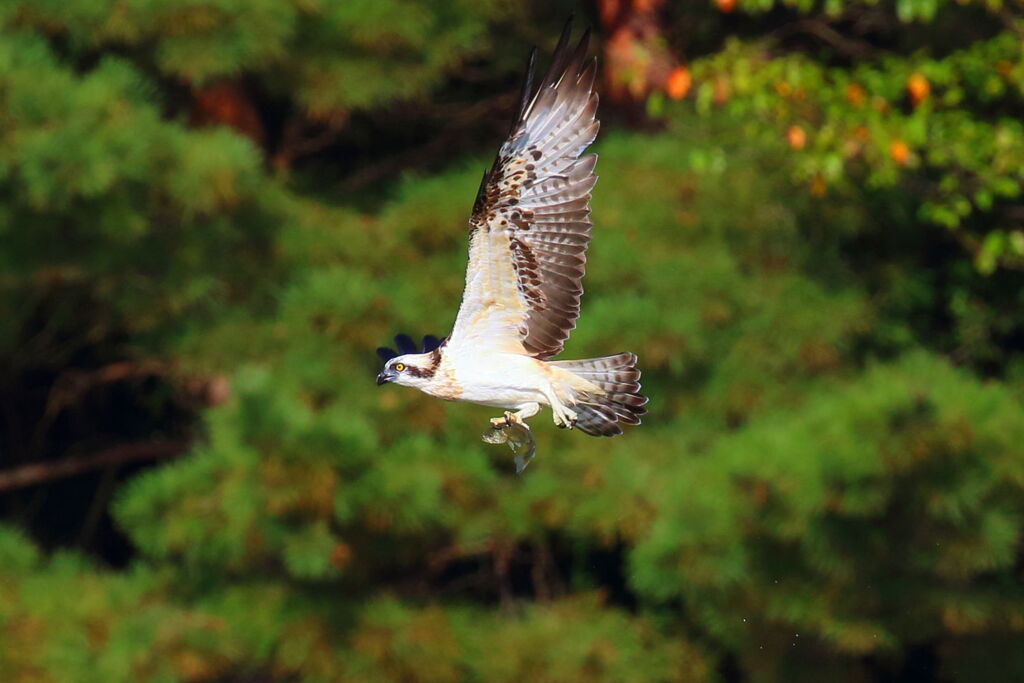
[0, 441, 187, 493]
[272, 111, 348, 172]
[338, 91, 517, 194]
[772, 19, 877, 59]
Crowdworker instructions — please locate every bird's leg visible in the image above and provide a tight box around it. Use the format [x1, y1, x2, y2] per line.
[540, 387, 577, 429]
[490, 402, 540, 429]
[552, 405, 577, 429]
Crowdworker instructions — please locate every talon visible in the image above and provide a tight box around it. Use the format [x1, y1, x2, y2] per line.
[490, 415, 508, 429]
[554, 408, 577, 429]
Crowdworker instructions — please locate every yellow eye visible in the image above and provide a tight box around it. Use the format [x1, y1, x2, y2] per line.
[394, 363, 405, 372]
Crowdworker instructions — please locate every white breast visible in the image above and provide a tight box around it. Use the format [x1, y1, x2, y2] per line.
[442, 350, 549, 409]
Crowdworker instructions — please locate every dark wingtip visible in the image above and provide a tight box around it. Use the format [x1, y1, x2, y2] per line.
[578, 26, 591, 49]
[394, 334, 418, 355]
[558, 15, 574, 49]
[421, 335, 441, 352]
[513, 47, 538, 128]
[565, 26, 592, 82]
[534, 17, 591, 100]
[499, 16, 592, 162]
[377, 347, 398, 362]
[548, 17, 575, 77]
[576, 28, 592, 64]
[472, 167, 492, 217]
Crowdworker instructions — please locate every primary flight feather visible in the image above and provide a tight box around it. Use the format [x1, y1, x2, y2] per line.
[377, 22, 647, 439]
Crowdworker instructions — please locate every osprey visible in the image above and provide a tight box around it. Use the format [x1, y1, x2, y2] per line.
[377, 22, 647, 440]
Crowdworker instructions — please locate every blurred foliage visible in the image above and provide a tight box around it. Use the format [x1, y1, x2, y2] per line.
[2, 0, 1024, 681]
[676, 0, 1024, 273]
[0, 523, 704, 681]
[2, 0, 492, 114]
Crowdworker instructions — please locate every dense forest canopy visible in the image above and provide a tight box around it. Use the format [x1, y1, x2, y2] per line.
[1, 1, 1023, 681]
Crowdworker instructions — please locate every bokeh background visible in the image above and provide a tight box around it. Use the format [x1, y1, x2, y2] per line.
[2, 0, 1024, 681]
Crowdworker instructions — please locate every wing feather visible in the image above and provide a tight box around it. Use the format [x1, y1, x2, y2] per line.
[448, 24, 599, 358]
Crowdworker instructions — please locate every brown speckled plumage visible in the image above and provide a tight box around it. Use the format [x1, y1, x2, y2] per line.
[379, 22, 647, 440]
[458, 23, 600, 360]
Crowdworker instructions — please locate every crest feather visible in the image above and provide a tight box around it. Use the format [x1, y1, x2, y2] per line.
[377, 334, 444, 362]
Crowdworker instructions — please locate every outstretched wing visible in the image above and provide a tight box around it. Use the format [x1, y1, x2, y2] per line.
[447, 23, 599, 359]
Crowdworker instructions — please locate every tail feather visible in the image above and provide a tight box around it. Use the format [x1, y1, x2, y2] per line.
[575, 403, 621, 436]
[551, 352, 648, 437]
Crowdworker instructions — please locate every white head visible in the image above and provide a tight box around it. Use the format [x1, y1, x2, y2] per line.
[376, 352, 438, 390]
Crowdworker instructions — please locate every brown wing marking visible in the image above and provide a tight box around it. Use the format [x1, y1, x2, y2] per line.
[457, 22, 600, 359]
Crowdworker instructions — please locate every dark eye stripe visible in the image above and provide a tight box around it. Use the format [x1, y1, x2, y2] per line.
[403, 348, 442, 379]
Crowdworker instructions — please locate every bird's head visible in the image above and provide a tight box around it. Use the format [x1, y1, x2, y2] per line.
[376, 353, 435, 388]
[376, 334, 444, 389]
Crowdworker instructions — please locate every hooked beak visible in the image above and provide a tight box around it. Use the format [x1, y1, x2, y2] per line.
[376, 369, 394, 386]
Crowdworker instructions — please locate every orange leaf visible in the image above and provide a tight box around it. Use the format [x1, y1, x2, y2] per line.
[713, 77, 730, 105]
[907, 73, 930, 106]
[890, 139, 910, 165]
[787, 125, 806, 150]
[665, 66, 692, 100]
[845, 83, 866, 108]
[331, 543, 353, 570]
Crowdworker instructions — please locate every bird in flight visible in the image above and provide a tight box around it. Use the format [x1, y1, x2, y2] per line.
[377, 21, 647, 449]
